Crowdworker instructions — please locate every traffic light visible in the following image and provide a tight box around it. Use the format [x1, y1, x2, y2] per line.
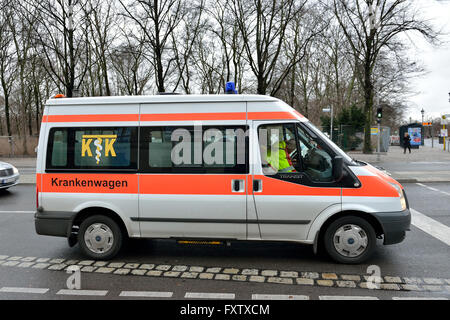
[376, 107, 382, 119]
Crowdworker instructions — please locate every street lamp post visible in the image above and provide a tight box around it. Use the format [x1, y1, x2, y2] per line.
[421, 108, 425, 147]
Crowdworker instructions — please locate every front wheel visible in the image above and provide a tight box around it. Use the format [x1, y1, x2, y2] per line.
[78, 215, 123, 260]
[324, 216, 376, 264]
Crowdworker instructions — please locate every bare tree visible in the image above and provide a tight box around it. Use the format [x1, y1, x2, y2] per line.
[332, 0, 438, 153]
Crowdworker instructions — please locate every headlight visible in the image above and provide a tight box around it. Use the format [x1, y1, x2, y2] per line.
[389, 182, 406, 211]
[12, 166, 19, 174]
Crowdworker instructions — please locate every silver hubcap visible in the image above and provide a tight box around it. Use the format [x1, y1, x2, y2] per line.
[84, 223, 114, 254]
[333, 224, 368, 257]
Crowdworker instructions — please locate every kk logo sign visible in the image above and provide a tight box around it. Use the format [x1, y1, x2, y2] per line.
[81, 134, 117, 164]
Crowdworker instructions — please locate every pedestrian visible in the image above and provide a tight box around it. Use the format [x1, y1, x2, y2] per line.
[403, 132, 411, 154]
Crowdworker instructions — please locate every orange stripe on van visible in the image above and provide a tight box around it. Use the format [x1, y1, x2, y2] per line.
[41, 111, 305, 123]
[41, 173, 138, 194]
[139, 174, 247, 195]
[140, 112, 246, 121]
[342, 175, 398, 197]
[254, 175, 341, 196]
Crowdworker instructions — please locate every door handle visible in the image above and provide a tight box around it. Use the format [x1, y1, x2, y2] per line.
[253, 179, 262, 192]
[232, 179, 245, 192]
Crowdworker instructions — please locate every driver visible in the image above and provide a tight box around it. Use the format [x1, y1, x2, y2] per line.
[266, 138, 297, 173]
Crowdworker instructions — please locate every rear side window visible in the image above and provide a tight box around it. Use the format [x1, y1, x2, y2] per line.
[46, 127, 138, 171]
[140, 126, 248, 173]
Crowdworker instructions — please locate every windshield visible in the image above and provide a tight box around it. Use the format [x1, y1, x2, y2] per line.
[303, 121, 356, 164]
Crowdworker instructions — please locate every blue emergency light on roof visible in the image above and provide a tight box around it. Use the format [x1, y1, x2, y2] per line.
[225, 82, 237, 94]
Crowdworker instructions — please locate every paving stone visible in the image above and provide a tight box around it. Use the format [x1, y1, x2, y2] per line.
[199, 273, 214, 280]
[108, 262, 125, 268]
[155, 265, 171, 271]
[445, 279, 450, 285]
[172, 265, 188, 272]
[384, 276, 402, 283]
[65, 260, 79, 265]
[317, 280, 334, 287]
[0, 260, 5, 265]
[131, 269, 147, 276]
[17, 262, 35, 268]
[215, 274, 231, 281]
[241, 269, 259, 276]
[267, 277, 293, 285]
[423, 278, 444, 285]
[48, 264, 67, 271]
[336, 281, 356, 288]
[0, 255, 8, 260]
[380, 283, 401, 291]
[322, 273, 338, 280]
[123, 263, 140, 269]
[21, 257, 37, 262]
[139, 264, 155, 270]
[403, 277, 423, 284]
[261, 270, 278, 277]
[114, 268, 131, 275]
[164, 271, 181, 277]
[222, 268, 240, 274]
[232, 275, 247, 282]
[7, 256, 22, 261]
[363, 275, 383, 283]
[36, 258, 50, 262]
[189, 266, 204, 273]
[146, 270, 163, 277]
[2, 261, 20, 267]
[49, 258, 66, 264]
[249, 276, 266, 283]
[361, 282, 383, 290]
[205, 267, 221, 273]
[340, 275, 361, 281]
[296, 278, 314, 286]
[280, 271, 298, 278]
[32, 263, 50, 269]
[93, 261, 108, 267]
[95, 267, 115, 274]
[422, 285, 442, 292]
[81, 266, 97, 273]
[181, 272, 199, 279]
[301, 272, 319, 279]
[78, 260, 95, 266]
[401, 284, 422, 291]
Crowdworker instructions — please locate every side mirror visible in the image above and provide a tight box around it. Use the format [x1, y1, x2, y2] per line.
[332, 156, 344, 182]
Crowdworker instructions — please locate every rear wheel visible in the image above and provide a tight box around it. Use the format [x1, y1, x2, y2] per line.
[78, 215, 123, 260]
[324, 216, 376, 264]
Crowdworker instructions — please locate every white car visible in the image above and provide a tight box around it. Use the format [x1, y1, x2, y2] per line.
[0, 161, 20, 190]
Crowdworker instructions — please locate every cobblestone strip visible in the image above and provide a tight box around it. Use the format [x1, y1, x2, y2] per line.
[1, 254, 449, 293]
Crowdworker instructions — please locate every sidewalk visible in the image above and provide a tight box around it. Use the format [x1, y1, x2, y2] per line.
[348, 142, 450, 183]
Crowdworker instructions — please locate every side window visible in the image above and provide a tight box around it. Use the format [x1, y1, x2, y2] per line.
[140, 126, 248, 173]
[74, 127, 137, 169]
[258, 123, 299, 175]
[46, 127, 138, 171]
[48, 129, 68, 167]
[258, 123, 334, 182]
[296, 124, 333, 182]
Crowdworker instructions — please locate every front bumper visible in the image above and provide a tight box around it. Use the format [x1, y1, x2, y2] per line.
[0, 174, 20, 189]
[372, 209, 411, 245]
[35, 210, 76, 238]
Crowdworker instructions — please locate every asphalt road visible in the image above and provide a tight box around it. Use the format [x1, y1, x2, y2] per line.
[0, 184, 449, 301]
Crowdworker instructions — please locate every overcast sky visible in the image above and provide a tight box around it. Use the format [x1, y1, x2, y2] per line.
[405, 0, 450, 122]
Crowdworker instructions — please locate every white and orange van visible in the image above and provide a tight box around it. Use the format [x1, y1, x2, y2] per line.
[35, 92, 410, 264]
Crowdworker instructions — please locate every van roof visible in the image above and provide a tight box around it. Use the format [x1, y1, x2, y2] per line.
[45, 94, 279, 106]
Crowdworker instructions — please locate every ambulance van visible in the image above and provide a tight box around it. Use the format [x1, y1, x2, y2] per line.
[35, 93, 410, 264]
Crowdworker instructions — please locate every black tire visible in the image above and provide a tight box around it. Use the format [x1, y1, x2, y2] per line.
[324, 216, 376, 264]
[78, 215, 123, 260]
